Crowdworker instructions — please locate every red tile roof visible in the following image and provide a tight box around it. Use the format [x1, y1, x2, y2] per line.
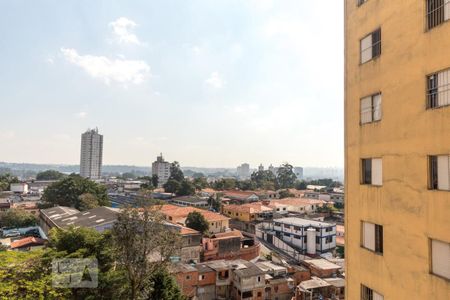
[160, 205, 229, 222]
[10, 237, 46, 249]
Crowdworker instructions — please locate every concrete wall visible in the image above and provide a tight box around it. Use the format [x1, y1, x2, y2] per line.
[345, 0, 450, 299]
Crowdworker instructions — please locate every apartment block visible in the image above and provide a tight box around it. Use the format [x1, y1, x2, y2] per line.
[80, 128, 103, 179]
[345, 0, 450, 299]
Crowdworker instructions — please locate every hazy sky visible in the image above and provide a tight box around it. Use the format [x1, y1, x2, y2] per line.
[0, 0, 343, 168]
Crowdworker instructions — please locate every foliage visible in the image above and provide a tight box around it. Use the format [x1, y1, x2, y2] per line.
[163, 179, 181, 194]
[168, 162, 184, 182]
[192, 176, 209, 190]
[112, 207, 181, 300]
[36, 170, 66, 181]
[151, 175, 159, 188]
[334, 202, 344, 209]
[211, 178, 237, 190]
[185, 211, 209, 234]
[0, 173, 19, 192]
[121, 172, 137, 180]
[237, 180, 257, 191]
[192, 172, 205, 179]
[278, 190, 295, 199]
[0, 208, 37, 228]
[42, 174, 109, 210]
[146, 267, 184, 300]
[0, 250, 71, 299]
[208, 195, 221, 212]
[250, 170, 277, 190]
[294, 180, 307, 190]
[79, 193, 100, 211]
[177, 180, 196, 196]
[336, 245, 345, 258]
[276, 163, 297, 189]
[307, 178, 343, 188]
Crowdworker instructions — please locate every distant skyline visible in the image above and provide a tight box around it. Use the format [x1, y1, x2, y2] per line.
[0, 0, 343, 168]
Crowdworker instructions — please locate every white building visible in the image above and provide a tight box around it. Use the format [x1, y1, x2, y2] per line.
[80, 128, 103, 179]
[237, 163, 250, 179]
[294, 167, 304, 179]
[269, 217, 336, 255]
[10, 183, 29, 194]
[152, 153, 171, 187]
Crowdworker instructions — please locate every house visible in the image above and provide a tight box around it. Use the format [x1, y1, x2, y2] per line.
[195, 263, 217, 300]
[222, 191, 260, 203]
[222, 203, 273, 222]
[173, 225, 202, 263]
[10, 183, 28, 194]
[202, 230, 260, 261]
[206, 260, 233, 300]
[159, 204, 230, 234]
[302, 259, 342, 278]
[261, 217, 336, 255]
[231, 260, 266, 300]
[171, 263, 198, 299]
[10, 236, 47, 251]
[336, 225, 344, 246]
[171, 196, 209, 208]
[269, 198, 330, 214]
[295, 276, 345, 300]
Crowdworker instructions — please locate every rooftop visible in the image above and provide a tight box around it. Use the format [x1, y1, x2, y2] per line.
[160, 204, 229, 222]
[10, 237, 47, 249]
[42, 206, 119, 229]
[271, 197, 328, 206]
[298, 276, 331, 290]
[274, 217, 335, 228]
[304, 259, 341, 270]
[223, 202, 273, 214]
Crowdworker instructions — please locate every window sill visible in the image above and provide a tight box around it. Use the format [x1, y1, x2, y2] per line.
[426, 103, 450, 110]
[360, 119, 382, 126]
[360, 183, 383, 187]
[359, 55, 381, 66]
[425, 19, 449, 33]
[361, 246, 383, 256]
[429, 272, 450, 282]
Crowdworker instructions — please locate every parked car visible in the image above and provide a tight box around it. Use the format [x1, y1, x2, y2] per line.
[23, 228, 40, 238]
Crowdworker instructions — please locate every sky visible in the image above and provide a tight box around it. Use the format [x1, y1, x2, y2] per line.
[0, 0, 344, 168]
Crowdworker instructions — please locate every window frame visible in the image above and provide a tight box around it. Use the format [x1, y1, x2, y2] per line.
[357, 0, 368, 6]
[426, 0, 450, 31]
[360, 28, 382, 64]
[361, 221, 384, 255]
[429, 237, 450, 280]
[360, 92, 382, 125]
[426, 67, 450, 109]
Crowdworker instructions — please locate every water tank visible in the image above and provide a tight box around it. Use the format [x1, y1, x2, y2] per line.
[306, 228, 316, 255]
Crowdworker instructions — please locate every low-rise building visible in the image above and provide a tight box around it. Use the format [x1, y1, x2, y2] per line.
[195, 263, 217, 300]
[222, 191, 260, 203]
[269, 198, 330, 214]
[10, 183, 28, 194]
[202, 230, 260, 261]
[222, 203, 273, 222]
[171, 263, 198, 298]
[10, 236, 47, 251]
[302, 259, 341, 278]
[232, 260, 266, 300]
[171, 196, 209, 208]
[160, 204, 230, 234]
[261, 217, 336, 255]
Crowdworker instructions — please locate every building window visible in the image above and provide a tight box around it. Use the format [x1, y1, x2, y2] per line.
[360, 28, 381, 64]
[429, 155, 450, 190]
[199, 275, 205, 280]
[362, 221, 383, 254]
[361, 284, 383, 300]
[326, 227, 333, 232]
[430, 238, 450, 279]
[186, 275, 191, 280]
[326, 236, 333, 243]
[427, 68, 450, 109]
[426, 0, 450, 30]
[257, 276, 261, 282]
[257, 292, 262, 297]
[242, 291, 252, 298]
[361, 158, 382, 186]
[361, 93, 382, 124]
[357, 0, 367, 6]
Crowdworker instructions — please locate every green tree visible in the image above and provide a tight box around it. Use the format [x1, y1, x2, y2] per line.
[237, 180, 257, 191]
[146, 267, 184, 300]
[294, 180, 307, 190]
[168, 162, 184, 182]
[36, 170, 66, 180]
[276, 163, 297, 189]
[163, 179, 181, 194]
[208, 195, 221, 212]
[79, 193, 100, 211]
[42, 174, 109, 210]
[192, 172, 205, 179]
[250, 170, 277, 190]
[0, 208, 37, 228]
[185, 211, 209, 234]
[192, 176, 209, 190]
[151, 175, 159, 188]
[0, 173, 19, 192]
[0, 250, 71, 299]
[121, 172, 137, 180]
[278, 190, 294, 199]
[112, 207, 181, 300]
[212, 178, 237, 190]
[177, 180, 195, 196]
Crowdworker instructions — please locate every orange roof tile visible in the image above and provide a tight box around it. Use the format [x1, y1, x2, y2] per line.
[271, 197, 327, 206]
[223, 202, 273, 214]
[160, 205, 229, 222]
[10, 237, 46, 249]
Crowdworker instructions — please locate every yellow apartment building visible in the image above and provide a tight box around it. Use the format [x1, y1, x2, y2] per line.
[345, 0, 450, 299]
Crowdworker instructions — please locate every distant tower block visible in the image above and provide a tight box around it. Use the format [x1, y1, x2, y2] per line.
[80, 128, 103, 179]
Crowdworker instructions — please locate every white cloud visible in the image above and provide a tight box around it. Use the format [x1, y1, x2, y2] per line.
[205, 72, 225, 89]
[75, 111, 87, 118]
[109, 17, 141, 45]
[61, 47, 150, 85]
[46, 57, 54, 64]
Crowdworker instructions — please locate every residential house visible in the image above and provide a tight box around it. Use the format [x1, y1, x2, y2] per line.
[232, 260, 266, 300]
[171, 196, 209, 208]
[222, 203, 273, 222]
[202, 230, 260, 261]
[10, 236, 47, 251]
[195, 263, 217, 300]
[222, 191, 260, 203]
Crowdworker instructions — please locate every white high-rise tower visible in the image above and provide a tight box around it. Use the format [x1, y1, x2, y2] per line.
[80, 128, 103, 179]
